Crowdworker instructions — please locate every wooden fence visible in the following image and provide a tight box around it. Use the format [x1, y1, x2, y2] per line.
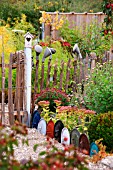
[0, 51, 26, 125]
[0, 49, 112, 126]
[31, 50, 111, 110]
[43, 12, 106, 40]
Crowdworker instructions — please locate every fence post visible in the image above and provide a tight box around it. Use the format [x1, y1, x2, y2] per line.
[90, 52, 97, 73]
[1, 52, 5, 124]
[24, 32, 33, 127]
[65, 58, 71, 92]
[109, 45, 113, 61]
[72, 58, 77, 93]
[59, 60, 64, 90]
[46, 58, 52, 87]
[8, 53, 14, 125]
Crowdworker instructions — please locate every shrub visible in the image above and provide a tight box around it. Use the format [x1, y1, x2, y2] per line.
[84, 62, 113, 113]
[35, 88, 70, 112]
[59, 20, 112, 58]
[56, 106, 95, 132]
[88, 111, 113, 152]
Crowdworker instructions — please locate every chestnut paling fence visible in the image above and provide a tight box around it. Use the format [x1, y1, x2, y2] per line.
[0, 50, 111, 125]
[0, 51, 26, 125]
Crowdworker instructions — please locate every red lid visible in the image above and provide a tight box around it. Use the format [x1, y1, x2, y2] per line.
[46, 119, 54, 138]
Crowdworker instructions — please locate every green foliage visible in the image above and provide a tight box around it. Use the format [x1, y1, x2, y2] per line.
[102, 0, 113, 34]
[84, 62, 113, 113]
[59, 20, 112, 58]
[55, 106, 95, 132]
[88, 111, 113, 152]
[0, 0, 104, 35]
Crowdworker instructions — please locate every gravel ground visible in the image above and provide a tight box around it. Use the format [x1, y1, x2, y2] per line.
[12, 128, 113, 170]
[2, 125, 113, 170]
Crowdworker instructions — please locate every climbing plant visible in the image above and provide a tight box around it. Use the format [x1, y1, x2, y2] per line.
[102, 0, 113, 36]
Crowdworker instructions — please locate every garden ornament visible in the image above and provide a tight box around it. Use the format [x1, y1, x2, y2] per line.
[72, 43, 82, 59]
[90, 142, 99, 157]
[54, 120, 64, 143]
[61, 127, 70, 145]
[46, 119, 54, 138]
[42, 47, 56, 62]
[79, 134, 90, 155]
[70, 128, 80, 148]
[34, 44, 43, 60]
[37, 118, 47, 135]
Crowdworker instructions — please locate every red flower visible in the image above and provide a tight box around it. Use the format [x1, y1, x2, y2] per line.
[62, 42, 71, 47]
[39, 42, 49, 46]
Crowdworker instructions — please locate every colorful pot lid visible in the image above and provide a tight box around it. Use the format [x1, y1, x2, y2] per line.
[79, 134, 90, 155]
[90, 142, 99, 157]
[37, 118, 46, 135]
[46, 119, 54, 138]
[70, 128, 80, 148]
[61, 127, 70, 145]
[54, 120, 64, 143]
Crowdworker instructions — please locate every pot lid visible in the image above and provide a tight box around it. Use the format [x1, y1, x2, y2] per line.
[70, 128, 80, 148]
[37, 118, 47, 135]
[54, 120, 64, 143]
[79, 133, 90, 155]
[61, 127, 70, 145]
[46, 119, 54, 138]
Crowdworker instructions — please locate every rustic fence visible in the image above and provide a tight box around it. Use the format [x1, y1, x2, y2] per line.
[0, 49, 112, 126]
[31, 50, 112, 110]
[0, 51, 26, 125]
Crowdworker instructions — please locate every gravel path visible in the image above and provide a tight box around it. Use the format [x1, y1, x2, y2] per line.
[12, 128, 113, 170]
[2, 125, 113, 170]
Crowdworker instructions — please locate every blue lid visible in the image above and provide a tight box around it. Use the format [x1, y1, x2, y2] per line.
[90, 142, 99, 157]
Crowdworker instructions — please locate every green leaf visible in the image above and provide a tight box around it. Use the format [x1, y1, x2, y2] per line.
[33, 144, 39, 152]
[39, 151, 46, 156]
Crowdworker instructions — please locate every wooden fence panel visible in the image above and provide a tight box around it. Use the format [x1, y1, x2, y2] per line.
[44, 12, 106, 40]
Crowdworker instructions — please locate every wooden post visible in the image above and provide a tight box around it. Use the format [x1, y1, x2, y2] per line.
[65, 58, 71, 92]
[34, 60, 39, 94]
[40, 62, 44, 91]
[109, 45, 113, 61]
[59, 60, 64, 90]
[72, 58, 77, 93]
[16, 52, 21, 123]
[84, 53, 89, 80]
[1, 52, 5, 124]
[53, 63, 58, 86]
[90, 52, 97, 74]
[46, 59, 51, 87]
[79, 58, 83, 83]
[8, 53, 14, 125]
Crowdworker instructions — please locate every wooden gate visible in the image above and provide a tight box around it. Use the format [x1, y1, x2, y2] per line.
[0, 51, 26, 125]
